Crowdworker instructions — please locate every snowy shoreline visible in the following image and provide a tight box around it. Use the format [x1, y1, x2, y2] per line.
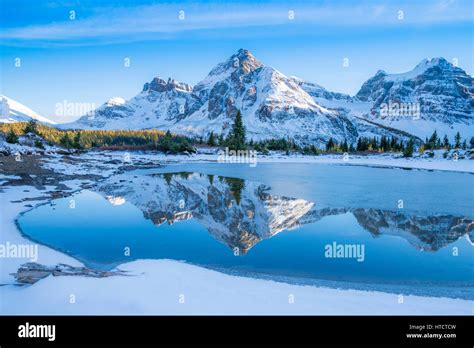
[259, 152, 474, 173]
[102, 149, 474, 174]
[0, 151, 473, 315]
[2, 258, 473, 315]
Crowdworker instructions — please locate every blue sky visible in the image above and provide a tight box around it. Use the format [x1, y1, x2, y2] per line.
[1, 0, 473, 122]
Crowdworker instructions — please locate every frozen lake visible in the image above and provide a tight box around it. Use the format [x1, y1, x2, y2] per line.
[18, 163, 474, 299]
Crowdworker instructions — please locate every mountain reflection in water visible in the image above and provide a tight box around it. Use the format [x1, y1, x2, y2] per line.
[97, 172, 473, 254]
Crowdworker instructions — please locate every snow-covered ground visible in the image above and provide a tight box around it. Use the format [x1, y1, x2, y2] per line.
[0, 95, 56, 125]
[1, 131, 472, 174]
[0, 147, 473, 315]
[89, 148, 474, 173]
[257, 151, 474, 173]
[2, 258, 472, 315]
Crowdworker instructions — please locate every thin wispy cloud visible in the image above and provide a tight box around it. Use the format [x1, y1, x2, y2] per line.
[1, 0, 472, 45]
[435, 0, 457, 12]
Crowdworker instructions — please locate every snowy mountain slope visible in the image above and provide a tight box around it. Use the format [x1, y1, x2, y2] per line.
[291, 76, 352, 102]
[0, 95, 56, 125]
[294, 59, 474, 140]
[60, 77, 202, 130]
[354, 58, 474, 139]
[292, 78, 418, 140]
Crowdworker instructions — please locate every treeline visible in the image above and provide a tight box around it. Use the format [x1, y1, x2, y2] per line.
[248, 136, 408, 155]
[199, 113, 474, 157]
[198, 125, 412, 155]
[197, 113, 320, 154]
[200, 110, 247, 150]
[0, 121, 195, 154]
[2, 117, 473, 157]
[422, 130, 471, 150]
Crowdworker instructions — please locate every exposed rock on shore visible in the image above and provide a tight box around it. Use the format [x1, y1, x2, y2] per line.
[12, 262, 128, 285]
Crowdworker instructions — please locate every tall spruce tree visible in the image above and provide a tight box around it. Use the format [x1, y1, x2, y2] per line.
[73, 132, 82, 149]
[326, 138, 335, 152]
[454, 132, 461, 148]
[341, 139, 348, 152]
[24, 119, 38, 134]
[218, 133, 224, 146]
[227, 110, 246, 150]
[443, 135, 450, 149]
[59, 133, 74, 149]
[207, 131, 216, 146]
[6, 129, 19, 144]
[403, 139, 415, 157]
[428, 130, 438, 149]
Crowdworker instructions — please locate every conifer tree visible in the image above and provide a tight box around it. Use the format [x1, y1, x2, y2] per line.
[403, 139, 415, 157]
[59, 133, 74, 149]
[443, 135, 450, 149]
[207, 131, 216, 146]
[217, 133, 224, 146]
[428, 130, 438, 149]
[326, 138, 335, 152]
[6, 129, 19, 144]
[73, 132, 82, 149]
[24, 119, 38, 134]
[454, 132, 461, 148]
[341, 139, 348, 152]
[227, 110, 246, 150]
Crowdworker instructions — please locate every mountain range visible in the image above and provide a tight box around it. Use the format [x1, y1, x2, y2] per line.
[2, 49, 473, 145]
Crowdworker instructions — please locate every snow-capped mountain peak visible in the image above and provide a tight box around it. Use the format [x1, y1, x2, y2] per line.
[193, 48, 263, 94]
[354, 57, 473, 138]
[60, 72, 201, 130]
[208, 48, 262, 79]
[383, 57, 454, 82]
[143, 77, 193, 93]
[170, 48, 363, 144]
[414, 57, 450, 69]
[105, 97, 126, 106]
